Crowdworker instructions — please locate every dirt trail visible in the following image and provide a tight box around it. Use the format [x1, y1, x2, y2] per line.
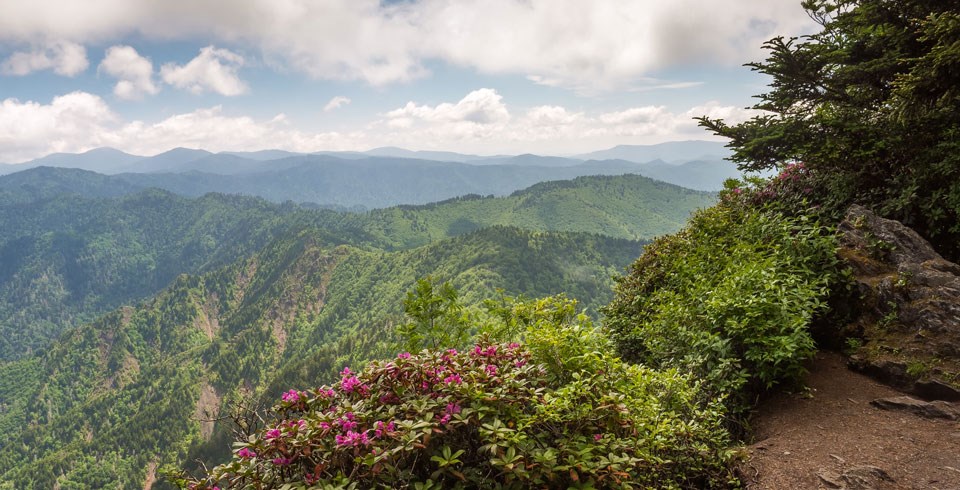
[742, 351, 960, 489]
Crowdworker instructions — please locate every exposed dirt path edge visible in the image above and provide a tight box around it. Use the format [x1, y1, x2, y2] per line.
[741, 351, 960, 489]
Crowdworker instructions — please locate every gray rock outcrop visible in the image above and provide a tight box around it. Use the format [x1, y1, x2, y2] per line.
[837, 205, 960, 400]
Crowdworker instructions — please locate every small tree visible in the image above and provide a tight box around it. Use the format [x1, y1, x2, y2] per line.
[396, 276, 472, 353]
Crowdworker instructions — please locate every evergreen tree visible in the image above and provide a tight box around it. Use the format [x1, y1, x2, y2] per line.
[699, 0, 960, 259]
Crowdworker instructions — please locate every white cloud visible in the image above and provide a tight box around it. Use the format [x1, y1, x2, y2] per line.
[1, 41, 88, 76]
[98, 45, 159, 100]
[160, 46, 248, 96]
[373, 89, 757, 153]
[386, 89, 510, 124]
[0, 92, 363, 162]
[0, 89, 762, 163]
[0, 0, 814, 89]
[324, 96, 351, 112]
[0, 92, 118, 162]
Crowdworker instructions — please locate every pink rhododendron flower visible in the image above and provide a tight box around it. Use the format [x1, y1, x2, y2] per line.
[265, 428, 281, 440]
[443, 373, 462, 385]
[237, 447, 256, 458]
[374, 420, 396, 438]
[281, 389, 300, 403]
[341, 375, 362, 393]
[594, 434, 603, 442]
[335, 430, 371, 447]
[485, 364, 498, 376]
[397, 352, 411, 359]
[272, 457, 292, 465]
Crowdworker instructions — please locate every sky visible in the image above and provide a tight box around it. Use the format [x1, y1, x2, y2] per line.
[0, 0, 817, 163]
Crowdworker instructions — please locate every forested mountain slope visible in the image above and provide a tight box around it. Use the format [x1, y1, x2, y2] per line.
[0, 174, 712, 360]
[0, 226, 643, 489]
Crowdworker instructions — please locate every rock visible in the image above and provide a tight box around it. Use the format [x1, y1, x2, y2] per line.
[870, 396, 959, 420]
[816, 465, 895, 489]
[914, 379, 960, 401]
[838, 205, 960, 400]
[817, 469, 845, 488]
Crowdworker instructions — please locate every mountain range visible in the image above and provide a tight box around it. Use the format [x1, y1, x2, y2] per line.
[0, 142, 738, 202]
[0, 142, 725, 488]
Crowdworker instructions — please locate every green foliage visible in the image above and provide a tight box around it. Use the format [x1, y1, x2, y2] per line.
[178, 321, 734, 489]
[604, 201, 843, 413]
[397, 276, 473, 353]
[698, 0, 960, 260]
[484, 294, 609, 384]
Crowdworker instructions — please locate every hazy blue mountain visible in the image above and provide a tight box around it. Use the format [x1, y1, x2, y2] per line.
[0, 153, 737, 208]
[0, 148, 144, 175]
[363, 146, 487, 162]
[575, 140, 730, 163]
[221, 149, 304, 161]
[470, 154, 583, 167]
[110, 156, 650, 207]
[129, 147, 213, 173]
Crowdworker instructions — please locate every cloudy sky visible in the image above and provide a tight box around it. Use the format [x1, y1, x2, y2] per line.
[0, 0, 815, 163]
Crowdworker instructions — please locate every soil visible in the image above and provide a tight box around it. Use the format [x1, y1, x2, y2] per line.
[742, 351, 960, 489]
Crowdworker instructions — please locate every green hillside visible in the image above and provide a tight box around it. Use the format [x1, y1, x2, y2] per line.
[0, 190, 320, 360]
[0, 173, 710, 360]
[358, 174, 714, 248]
[0, 226, 642, 489]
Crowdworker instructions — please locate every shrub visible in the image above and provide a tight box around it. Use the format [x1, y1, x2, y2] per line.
[603, 201, 842, 413]
[176, 317, 736, 489]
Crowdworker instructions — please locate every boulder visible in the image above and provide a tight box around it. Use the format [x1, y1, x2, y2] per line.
[870, 396, 959, 420]
[838, 205, 960, 400]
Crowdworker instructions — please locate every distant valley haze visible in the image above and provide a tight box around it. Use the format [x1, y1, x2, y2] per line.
[0, 141, 742, 208]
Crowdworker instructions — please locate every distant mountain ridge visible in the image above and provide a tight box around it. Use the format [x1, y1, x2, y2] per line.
[0, 140, 735, 173]
[1, 158, 737, 212]
[574, 140, 731, 163]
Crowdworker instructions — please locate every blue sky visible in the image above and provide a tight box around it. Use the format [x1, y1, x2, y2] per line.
[0, 0, 815, 163]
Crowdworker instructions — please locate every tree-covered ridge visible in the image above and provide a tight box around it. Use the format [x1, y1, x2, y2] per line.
[0, 173, 709, 360]
[0, 189, 312, 360]
[360, 174, 714, 248]
[0, 226, 643, 489]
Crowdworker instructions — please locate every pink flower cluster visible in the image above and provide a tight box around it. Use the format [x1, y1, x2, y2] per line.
[281, 389, 300, 404]
[374, 420, 396, 438]
[335, 430, 371, 447]
[247, 341, 535, 476]
[439, 403, 462, 425]
[340, 367, 370, 395]
[473, 345, 498, 357]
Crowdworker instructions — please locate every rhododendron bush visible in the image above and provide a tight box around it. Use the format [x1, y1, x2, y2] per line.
[177, 304, 735, 489]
